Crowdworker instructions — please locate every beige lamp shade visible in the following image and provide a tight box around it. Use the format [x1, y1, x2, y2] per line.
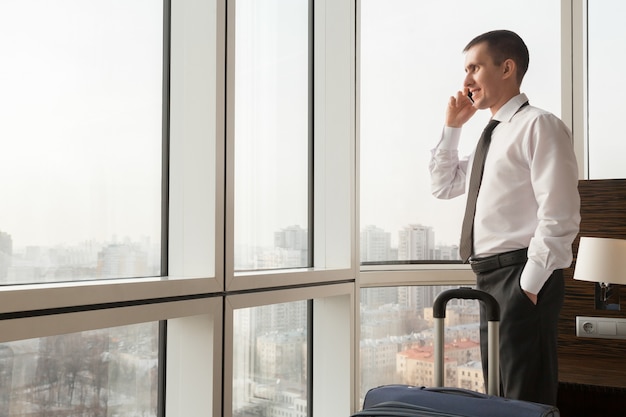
[573, 237, 626, 285]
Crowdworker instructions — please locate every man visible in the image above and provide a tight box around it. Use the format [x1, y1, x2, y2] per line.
[429, 30, 580, 405]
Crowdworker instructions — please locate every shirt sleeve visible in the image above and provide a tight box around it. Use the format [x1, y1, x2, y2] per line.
[520, 114, 581, 294]
[429, 126, 468, 200]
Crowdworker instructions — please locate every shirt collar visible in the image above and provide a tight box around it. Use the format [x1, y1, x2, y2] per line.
[492, 93, 529, 123]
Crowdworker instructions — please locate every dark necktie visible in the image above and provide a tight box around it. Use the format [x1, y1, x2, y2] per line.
[459, 119, 501, 262]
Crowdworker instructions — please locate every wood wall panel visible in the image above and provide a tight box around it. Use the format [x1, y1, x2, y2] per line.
[558, 179, 626, 359]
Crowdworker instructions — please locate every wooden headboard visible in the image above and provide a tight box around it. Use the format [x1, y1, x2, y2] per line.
[559, 179, 626, 359]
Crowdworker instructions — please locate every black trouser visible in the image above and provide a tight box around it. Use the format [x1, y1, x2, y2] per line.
[476, 264, 564, 406]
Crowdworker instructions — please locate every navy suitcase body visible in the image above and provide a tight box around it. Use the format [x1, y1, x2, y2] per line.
[355, 385, 559, 417]
[353, 288, 560, 417]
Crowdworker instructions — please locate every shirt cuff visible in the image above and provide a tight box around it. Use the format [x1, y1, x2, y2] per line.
[438, 126, 462, 150]
[519, 260, 552, 295]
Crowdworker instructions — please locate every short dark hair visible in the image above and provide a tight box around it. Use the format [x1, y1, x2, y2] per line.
[463, 30, 529, 85]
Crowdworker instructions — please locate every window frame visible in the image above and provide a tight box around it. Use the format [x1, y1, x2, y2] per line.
[0, 1, 594, 417]
[225, 0, 357, 292]
[223, 283, 354, 417]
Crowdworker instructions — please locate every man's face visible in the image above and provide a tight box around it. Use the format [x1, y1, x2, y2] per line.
[463, 42, 506, 111]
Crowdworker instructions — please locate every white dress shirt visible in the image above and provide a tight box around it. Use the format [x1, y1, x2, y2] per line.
[429, 93, 581, 294]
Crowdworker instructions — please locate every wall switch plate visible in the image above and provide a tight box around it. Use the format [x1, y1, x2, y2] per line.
[576, 316, 626, 340]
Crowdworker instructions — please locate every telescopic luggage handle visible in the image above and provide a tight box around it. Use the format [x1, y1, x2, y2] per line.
[432, 287, 501, 396]
[433, 287, 500, 321]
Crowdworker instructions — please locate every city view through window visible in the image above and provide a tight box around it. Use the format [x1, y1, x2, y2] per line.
[228, 289, 483, 413]
[0, 0, 164, 285]
[234, 0, 310, 271]
[360, 287, 482, 402]
[0, 323, 159, 417]
[233, 302, 308, 417]
[0, 1, 163, 415]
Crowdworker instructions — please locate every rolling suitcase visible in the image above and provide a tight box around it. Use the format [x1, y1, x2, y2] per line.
[352, 288, 560, 417]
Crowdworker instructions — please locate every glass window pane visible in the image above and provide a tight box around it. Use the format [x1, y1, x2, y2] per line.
[360, 286, 481, 402]
[359, 0, 561, 262]
[234, 0, 310, 271]
[0, 323, 159, 416]
[587, 1, 626, 179]
[233, 301, 308, 416]
[0, 1, 164, 284]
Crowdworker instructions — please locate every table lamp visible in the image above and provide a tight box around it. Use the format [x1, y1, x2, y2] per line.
[573, 237, 626, 310]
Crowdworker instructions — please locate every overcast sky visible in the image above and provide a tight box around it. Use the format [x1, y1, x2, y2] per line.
[0, 0, 163, 248]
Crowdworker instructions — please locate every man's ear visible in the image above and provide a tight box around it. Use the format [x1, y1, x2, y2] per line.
[502, 58, 516, 80]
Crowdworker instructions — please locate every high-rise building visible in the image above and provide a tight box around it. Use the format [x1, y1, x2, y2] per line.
[0, 231, 12, 282]
[360, 287, 398, 308]
[274, 225, 308, 251]
[97, 243, 148, 278]
[433, 244, 461, 261]
[257, 330, 306, 383]
[397, 224, 434, 260]
[274, 225, 309, 267]
[360, 225, 391, 262]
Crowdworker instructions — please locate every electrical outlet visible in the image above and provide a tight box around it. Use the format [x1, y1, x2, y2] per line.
[576, 316, 626, 340]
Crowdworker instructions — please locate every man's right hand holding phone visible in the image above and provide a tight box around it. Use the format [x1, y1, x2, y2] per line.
[446, 87, 477, 128]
